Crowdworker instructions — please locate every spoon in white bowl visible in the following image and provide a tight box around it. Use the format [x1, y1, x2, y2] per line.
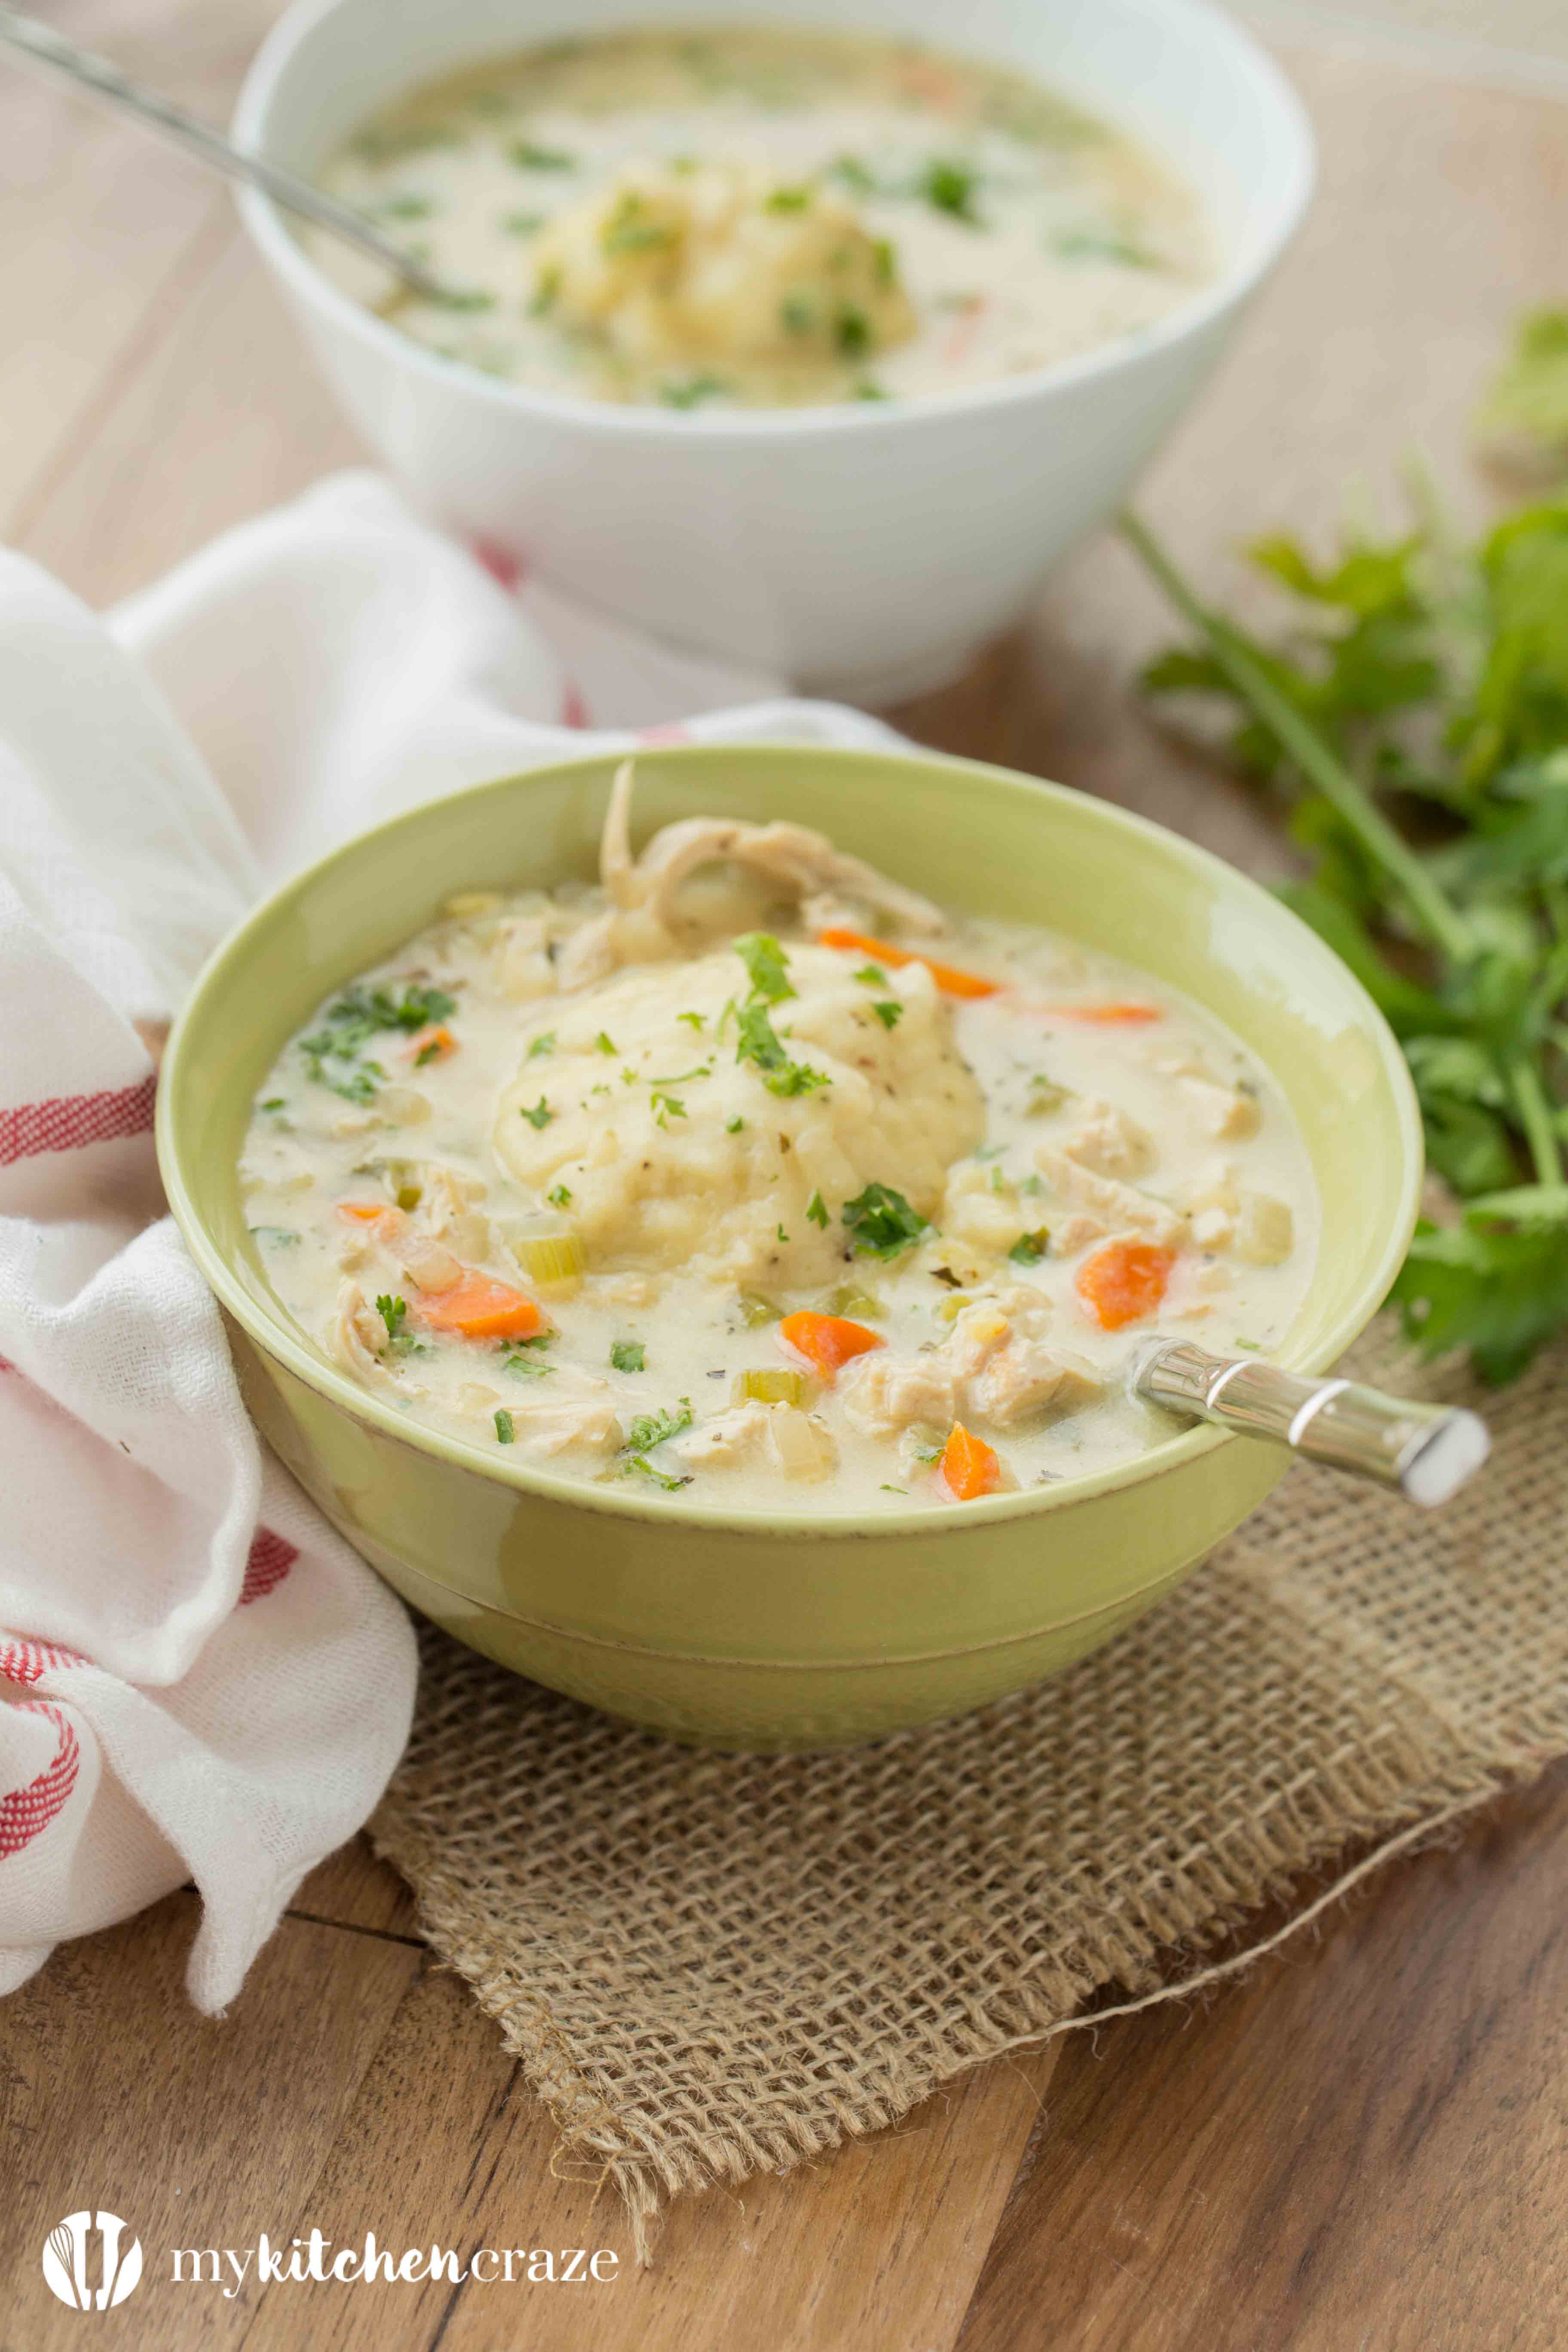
[1132, 1336, 1489, 1506]
[0, 5, 465, 305]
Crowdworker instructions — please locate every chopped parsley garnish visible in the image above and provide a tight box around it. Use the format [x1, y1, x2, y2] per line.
[765, 184, 812, 213]
[871, 237, 896, 288]
[624, 1456, 692, 1491]
[494, 1408, 515, 1444]
[870, 1000, 902, 1030]
[842, 1183, 928, 1260]
[594, 1031, 618, 1055]
[853, 380, 890, 402]
[300, 982, 456, 1102]
[510, 141, 575, 170]
[626, 1401, 692, 1452]
[429, 287, 495, 313]
[677, 1011, 705, 1031]
[520, 1098, 554, 1129]
[776, 1224, 789, 1243]
[734, 1002, 827, 1097]
[835, 305, 871, 358]
[375, 1294, 407, 1344]
[829, 153, 876, 195]
[547, 1183, 573, 1207]
[248, 1225, 298, 1246]
[414, 1035, 447, 1066]
[652, 1090, 686, 1127]
[611, 1340, 646, 1374]
[527, 1032, 556, 1059]
[726, 1116, 744, 1133]
[805, 1190, 829, 1229]
[1008, 1228, 1050, 1265]
[260, 1096, 285, 1111]
[853, 964, 887, 986]
[499, 1332, 554, 1378]
[660, 374, 728, 408]
[921, 158, 982, 224]
[734, 932, 795, 1003]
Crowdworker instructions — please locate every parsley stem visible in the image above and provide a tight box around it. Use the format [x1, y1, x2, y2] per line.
[1117, 510, 1476, 967]
[1508, 1054, 1565, 1188]
[1461, 1181, 1568, 1225]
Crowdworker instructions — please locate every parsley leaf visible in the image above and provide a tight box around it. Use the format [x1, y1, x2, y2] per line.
[842, 1182, 929, 1260]
[547, 1183, 573, 1207]
[527, 1032, 556, 1059]
[734, 1001, 828, 1097]
[494, 1408, 515, 1444]
[375, 1294, 407, 1344]
[520, 1098, 554, 1129]
[734, 932, 795, 1003]
[870, 1000, 902, 1030]
[611, 1340, 646, 1373]
[805, 1190, 829, 1228]
[1008, 1228, 1050, 1265]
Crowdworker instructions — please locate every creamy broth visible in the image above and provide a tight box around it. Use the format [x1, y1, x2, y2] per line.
[239, 776, 1318, 1513]
[312, 27, 1214, 409]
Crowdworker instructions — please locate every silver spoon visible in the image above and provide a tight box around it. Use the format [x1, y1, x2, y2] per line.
[0, 4, 459, 304]
[1133, 1336, 1489, 1506]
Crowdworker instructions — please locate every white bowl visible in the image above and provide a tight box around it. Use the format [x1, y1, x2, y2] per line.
[234, 0, 1314, 698]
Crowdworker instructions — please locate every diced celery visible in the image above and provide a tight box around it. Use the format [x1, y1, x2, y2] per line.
[935, 1291, 975, 1322]
[828, 1282, 884, 1320]
[512, 1229, 585, 1291]
[734, 1367, 814, 1408]
[737, 1292, 781, 1328]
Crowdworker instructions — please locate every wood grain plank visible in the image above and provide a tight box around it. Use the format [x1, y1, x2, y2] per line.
[15, 217, 361, 606]
[0, 1890, 421, 2352]
[955, 1764, 1568, 2352]
[232, 1961, 1057, 2352]
[288, 1836, 422, 1941]
[0, 0, 285, 535]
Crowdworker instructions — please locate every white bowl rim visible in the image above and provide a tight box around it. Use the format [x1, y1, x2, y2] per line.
[157, 743, 1423, 1541]
[231, 0, 1317, 443]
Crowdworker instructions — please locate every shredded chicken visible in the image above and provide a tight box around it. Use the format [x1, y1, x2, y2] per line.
[510, 1379, 623, 1458]
[1035, 1150, 1186, 1250]
[837, 1350, 962, 1440]
[1063, 1099, 1156, 1181]
[330, 1282, 420, 1397]
[671, 1400, 839, 1479]
[556, 759, 949, 985]
[1179, 1075, 1261, 1142]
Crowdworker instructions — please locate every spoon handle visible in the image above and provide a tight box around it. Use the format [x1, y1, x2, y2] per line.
[1133, 1336, 1489, 1506]
[0, 5, 449, 299]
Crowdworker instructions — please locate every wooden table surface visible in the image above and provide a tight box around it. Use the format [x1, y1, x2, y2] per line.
[3, 7, 1568, 2348]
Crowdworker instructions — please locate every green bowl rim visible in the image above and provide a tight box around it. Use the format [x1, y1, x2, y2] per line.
[156, 742, 1424, 1539]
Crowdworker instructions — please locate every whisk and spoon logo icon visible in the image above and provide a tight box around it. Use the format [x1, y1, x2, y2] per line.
[42, 2211, 143, 2310]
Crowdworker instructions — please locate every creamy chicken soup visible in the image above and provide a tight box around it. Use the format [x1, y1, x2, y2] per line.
[311, 27, 1214, 409]
[240, 772, 1318, 1513]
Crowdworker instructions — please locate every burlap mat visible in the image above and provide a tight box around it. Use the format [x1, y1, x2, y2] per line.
[370, 1326, 1568, 2257]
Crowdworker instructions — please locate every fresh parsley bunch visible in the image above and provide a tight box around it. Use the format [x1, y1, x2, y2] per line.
[1124, 414, 1568, 1382]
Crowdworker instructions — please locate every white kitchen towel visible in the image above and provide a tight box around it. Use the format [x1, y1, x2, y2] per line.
[0, 470, 903, 2009]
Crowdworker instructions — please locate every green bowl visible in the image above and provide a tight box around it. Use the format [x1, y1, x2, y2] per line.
[157, 746, 1421, 1751]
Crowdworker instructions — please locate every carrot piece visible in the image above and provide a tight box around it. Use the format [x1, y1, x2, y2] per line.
[777, 1310, 885, 1383]
[336, 1200, 406, 1235]
[938, 1421, 1003, 1501]
[816, 927, 1001, 1001]
[1075, 1240, 1176, 1330]
[1036, 1002, 1163, 1025]
[417, 1278, 543, 1341]
[408, 1024, 456, 1065]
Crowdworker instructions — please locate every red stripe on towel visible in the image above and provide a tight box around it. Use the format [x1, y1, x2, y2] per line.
[0, 1637, 87, 1687]
[0, 1702, 80, 1855]
[239, 1528, 297, 1606]
[0, 1073, 156, 1165]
